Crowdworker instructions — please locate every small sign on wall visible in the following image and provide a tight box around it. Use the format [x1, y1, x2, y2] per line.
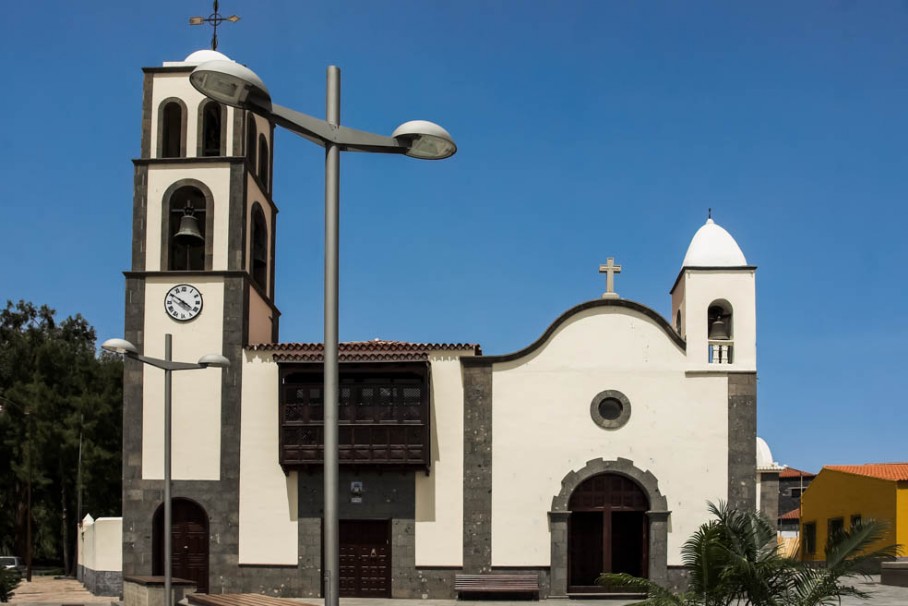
[350, 481, 364, 504]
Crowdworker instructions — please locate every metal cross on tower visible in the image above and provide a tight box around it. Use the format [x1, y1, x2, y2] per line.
[189, 0, 240, 51]
[599, 257, 622, 299]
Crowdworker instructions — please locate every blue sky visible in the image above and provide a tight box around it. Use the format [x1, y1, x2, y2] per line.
[0, 1, 905, 475]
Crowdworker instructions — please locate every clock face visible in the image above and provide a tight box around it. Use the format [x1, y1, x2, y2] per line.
[165, 284, 203, 322]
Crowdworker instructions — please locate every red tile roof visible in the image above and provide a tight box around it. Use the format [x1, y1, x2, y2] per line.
[824, 463, 908, 482]
[780, 467, 815, 479]
[249, 339, 481, 363]
[779, 507, 801, 521]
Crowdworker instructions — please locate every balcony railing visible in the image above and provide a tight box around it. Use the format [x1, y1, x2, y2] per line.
[708, 340, 734, 364]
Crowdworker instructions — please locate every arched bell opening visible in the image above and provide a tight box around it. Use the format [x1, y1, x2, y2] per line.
[161, 181, 214, 272]
[250, 203, 268, 291]
[258, 133, 270, 192]
[199, 100, 226, 157]
[158, 99, 187, 159]
[246, 114, 257, 170]
[168, 187, 207, 271]
[152, 498, 209, 593]
[707, 299, 734, 364]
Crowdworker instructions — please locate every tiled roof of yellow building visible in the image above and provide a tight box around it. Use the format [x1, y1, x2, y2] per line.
[825, 463, 908, 481]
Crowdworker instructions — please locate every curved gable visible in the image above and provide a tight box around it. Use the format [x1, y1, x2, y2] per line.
[464, 299, 685, 367]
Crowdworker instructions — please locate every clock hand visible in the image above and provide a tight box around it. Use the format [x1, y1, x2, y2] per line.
[171, 296, 192, 311]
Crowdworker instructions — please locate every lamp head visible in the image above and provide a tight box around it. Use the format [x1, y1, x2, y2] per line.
[101, 338, 138, 356]
[198, 354, 231, 368]
[391, 120, 457, 160]
[190, 60, 272, 113]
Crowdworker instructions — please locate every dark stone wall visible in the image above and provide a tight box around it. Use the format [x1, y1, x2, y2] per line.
[297, 469, 415, 519]
[78, 565, 123, 597]
[461, 364, 493, 573]
[727, 373, 757, 510]
[760, 471, 780, 530]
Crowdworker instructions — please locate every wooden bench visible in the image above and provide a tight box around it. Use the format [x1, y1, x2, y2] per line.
[187, 594, 319, 606]
[454, 574, 540, 600]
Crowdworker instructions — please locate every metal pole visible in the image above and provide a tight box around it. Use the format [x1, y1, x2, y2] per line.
[323, 65, 340, 606]
[164, 334, 173, 606]
[26, 410, 32, 583]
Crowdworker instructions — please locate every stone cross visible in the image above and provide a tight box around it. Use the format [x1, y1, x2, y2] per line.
[599, 257, 622, 299]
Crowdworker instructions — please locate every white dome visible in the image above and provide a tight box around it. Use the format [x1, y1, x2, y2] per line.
[682, 218, 747, 267]
[183, 49, 233, 64]
[756, 436, 782, 470]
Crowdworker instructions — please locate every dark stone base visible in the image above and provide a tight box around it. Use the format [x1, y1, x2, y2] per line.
[78, 565, 123, 597]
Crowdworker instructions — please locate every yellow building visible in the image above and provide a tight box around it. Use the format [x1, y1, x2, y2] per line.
[800, 463, 908, 561]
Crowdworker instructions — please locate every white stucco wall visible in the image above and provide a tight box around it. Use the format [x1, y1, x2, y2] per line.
[489, 305, 728, 567]
[238, 351, 298, 564]
[80, 516, 123, 572]
[415, 354, 469, 566]
[142, 277, 225, 481]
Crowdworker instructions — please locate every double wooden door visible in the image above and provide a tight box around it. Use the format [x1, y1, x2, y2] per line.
[567, 474, 649, 592]
[338, 520, 391, 597]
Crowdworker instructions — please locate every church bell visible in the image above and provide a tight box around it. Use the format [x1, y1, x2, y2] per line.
[174, 205, 204, 244]
[709, 317, 730, 340]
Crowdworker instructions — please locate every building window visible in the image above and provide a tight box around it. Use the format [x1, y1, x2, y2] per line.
[258, 134, 270, 191]
[590, 390, 632, 430]
[160, 100, 185, 158]
[251, 203, 268, 291]
[803, 522, 816, 556]
[167, 187, 207, 271]
[828, 518, 845, 544]
[788, 488, 803, 498]
[851, 514, 862, 529]
[200, 101, 223, 157]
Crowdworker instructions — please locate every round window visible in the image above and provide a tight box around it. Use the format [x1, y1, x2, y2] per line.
[590, 390, 631, 430]
[598, 398, 623, 421]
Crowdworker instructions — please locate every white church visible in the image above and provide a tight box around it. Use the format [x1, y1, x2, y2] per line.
[113, 47, 777, 599]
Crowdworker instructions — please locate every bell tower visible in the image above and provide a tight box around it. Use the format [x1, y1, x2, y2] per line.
[670, 217, 756, 371]
[121, 48, 279, 588]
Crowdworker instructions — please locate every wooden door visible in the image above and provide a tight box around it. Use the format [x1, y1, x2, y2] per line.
[568, 473, 649, 593]
[153, 499, 209, 593]
[338, 520, 391, 597]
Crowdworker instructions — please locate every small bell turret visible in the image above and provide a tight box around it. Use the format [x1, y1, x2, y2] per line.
[174, 204, 204, 245]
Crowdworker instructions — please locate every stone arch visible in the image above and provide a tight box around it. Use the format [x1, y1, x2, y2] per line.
[197, 99, 227, 157]
[157, 97, 187, 158]
[548, 458, 670, 596]
[160, 178, 215, 271]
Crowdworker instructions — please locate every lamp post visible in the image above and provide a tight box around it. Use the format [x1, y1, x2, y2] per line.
[190, 59, 456, 606]
[102, 336, 229, 606]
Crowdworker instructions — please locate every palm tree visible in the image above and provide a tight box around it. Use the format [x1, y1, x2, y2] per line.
[597, 502, 899, 606]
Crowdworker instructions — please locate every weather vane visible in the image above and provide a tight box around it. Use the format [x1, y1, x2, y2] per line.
[189, 0, 240, 51]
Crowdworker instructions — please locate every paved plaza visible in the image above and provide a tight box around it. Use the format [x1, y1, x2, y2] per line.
[9, 574, 908, 606]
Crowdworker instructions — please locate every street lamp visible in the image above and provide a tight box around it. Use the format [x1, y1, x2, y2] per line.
[102, 336, 229, 606]
[190, 59, 456, 606]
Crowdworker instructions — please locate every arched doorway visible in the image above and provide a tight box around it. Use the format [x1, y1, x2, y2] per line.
[568, 473, 649, 592]
[153, 498, 209, 592]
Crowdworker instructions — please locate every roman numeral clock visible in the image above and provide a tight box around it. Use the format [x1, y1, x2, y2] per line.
[165, 284, 203, 321]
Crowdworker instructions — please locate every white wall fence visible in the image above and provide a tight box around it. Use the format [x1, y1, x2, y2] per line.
[77, 514, 123, 596]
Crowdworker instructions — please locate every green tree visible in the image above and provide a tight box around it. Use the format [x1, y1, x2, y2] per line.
[0, 300, 123, 572]
[598, 501, 899, 606]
